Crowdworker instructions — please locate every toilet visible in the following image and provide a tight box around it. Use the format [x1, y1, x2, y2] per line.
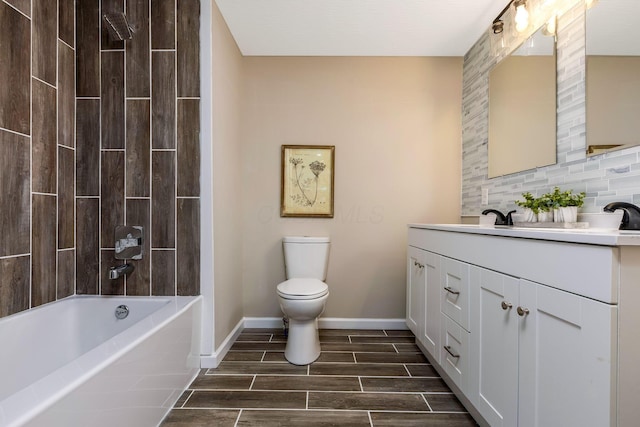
[276, 236, 330, 365]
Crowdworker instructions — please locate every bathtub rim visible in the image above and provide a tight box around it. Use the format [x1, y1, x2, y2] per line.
[0, 294, 202, 427]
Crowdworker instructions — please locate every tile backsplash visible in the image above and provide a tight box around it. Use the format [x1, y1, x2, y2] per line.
[461, 2, 640, 216]
[0, 0, 201, 319]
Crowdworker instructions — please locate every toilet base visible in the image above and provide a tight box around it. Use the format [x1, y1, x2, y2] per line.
[284, 318, 321, 365]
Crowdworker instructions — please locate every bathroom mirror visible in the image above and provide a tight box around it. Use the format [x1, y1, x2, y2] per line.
[586, 0, 640, 156]
[488, 25, 557, 178]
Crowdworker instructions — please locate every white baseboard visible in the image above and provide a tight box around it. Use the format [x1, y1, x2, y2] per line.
[200, 318, 244, 369]
[243, 316, 408, 330]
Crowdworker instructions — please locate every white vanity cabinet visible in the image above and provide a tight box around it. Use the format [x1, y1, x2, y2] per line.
[470, 267, 616, 427]
[406, 225, 635, 427]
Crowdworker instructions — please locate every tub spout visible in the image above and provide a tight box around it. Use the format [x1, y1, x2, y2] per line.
[109, 263, 135, 280]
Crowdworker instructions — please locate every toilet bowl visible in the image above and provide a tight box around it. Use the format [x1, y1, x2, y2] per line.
[277, 278, 329, 365]
[277, 236, 330, 365]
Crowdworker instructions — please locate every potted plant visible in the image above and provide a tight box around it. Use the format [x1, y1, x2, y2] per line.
[536, 194, 554, 222]
[515, 192, 539, 222]
[546, 187, 585, 223]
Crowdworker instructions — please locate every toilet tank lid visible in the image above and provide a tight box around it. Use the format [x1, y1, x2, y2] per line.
[283, 236, 330, 243]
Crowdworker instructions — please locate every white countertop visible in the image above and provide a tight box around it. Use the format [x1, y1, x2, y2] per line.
[408, 223, 640, 246]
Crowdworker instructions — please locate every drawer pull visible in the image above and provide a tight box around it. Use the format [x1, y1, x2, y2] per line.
[443, 345, 460, 358]
[501, 301, 513, 310]
[517, 306, 530, 317]
[414, 261, 424, 269]
[443, 286, 460, 295]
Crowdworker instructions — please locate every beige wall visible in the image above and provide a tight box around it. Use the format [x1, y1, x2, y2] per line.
[240, 57, 462, 319]
[212, 2, 244, 347]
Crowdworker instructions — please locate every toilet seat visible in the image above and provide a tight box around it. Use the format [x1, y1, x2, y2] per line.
[277, 278, 328, 300]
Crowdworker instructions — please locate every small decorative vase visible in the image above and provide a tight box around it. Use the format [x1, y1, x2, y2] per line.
[554, 206, 578, 223]
[537, 210, 553, 222]
[522, 208, 537, 222]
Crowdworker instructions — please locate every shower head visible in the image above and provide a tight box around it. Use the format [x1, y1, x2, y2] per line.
[103, 12, 134, 41]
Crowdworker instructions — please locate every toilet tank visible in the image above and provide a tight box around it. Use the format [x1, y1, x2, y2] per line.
[283, 236, 330, 280]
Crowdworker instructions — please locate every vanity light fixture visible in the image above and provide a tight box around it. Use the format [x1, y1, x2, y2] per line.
[542, 15, 557, 36]
[514, 0, 530, 32]
[491, 0, 529, 35]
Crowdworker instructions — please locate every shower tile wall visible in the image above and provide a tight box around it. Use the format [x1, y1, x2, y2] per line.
[461, 2, 640, 215]
[0, 0, 75, 318]
[0, 0, 200, 320]
[75, 0, 201, 297]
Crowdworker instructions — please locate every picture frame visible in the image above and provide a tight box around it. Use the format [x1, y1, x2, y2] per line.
[281, 145, 335, 218]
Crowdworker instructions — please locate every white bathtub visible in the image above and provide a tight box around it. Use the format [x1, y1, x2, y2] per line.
[0, 295, 202, 427]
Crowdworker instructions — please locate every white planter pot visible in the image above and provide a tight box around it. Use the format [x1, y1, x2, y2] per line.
[522, 208, 537, 222]
[554, 206, 578, 223]
[537, 211, 553, 222]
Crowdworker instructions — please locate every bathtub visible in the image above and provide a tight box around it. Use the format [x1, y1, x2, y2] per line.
[0, 295, 202, 427]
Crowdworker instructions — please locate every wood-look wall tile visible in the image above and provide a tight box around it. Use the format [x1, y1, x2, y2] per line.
[0, 130, 30, 257]
[101, 51, 125, 149]
[177, 99, 200, 197]
[125, 198, 151, 296]
[101, 0, 124, 50]
[5, 0, 30, 17]
[177, 0, 200, 97]
[58, 146, 74, 249]
[32, 0, 57, 85]
[151, 250, 175, 296]
[101, 151, 125, 248]
[76, 198, 99, 294]
[58, 41, 75, 148]
[152, 151, 175, 248]
[32, 194, 57, 308]
[126, 0, 150, 97]
[177, 198, 199, 295]
[0, 4, 30, 134]
[152, 51, 176, 149]
[59, 0, 74, 47]
[32, 79, 57, 194]
[76, 0, 100, 96]
[126, 100, 150, 197]
[151, 0, 175, 49]
[101, 250, 124, 295]
[57, 249, 75, 298]
[0, 256, 30, 318]
[76, 99, 101, 196]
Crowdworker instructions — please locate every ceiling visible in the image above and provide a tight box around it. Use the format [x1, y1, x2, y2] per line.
[214, 0, 508, 56]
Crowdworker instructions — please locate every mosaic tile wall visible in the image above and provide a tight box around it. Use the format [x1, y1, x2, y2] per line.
[461, 2, 640, 216]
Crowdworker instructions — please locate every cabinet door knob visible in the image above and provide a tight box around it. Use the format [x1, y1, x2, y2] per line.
[517, 306, 530, 316]
[443, 286, 460, 295]
[501, 301, 513, 310]
[443, 345, 460, 358]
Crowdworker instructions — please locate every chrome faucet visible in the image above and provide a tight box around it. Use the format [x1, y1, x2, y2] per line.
[109, 263, 135, 280]
[603, 202, 640, 230]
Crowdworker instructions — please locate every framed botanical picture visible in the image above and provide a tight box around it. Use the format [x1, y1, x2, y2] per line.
[281, 145, 335, 218]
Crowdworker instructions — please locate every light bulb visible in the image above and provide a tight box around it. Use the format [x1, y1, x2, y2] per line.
[543, 15, 556, 36]
[514, 1, 529, 33]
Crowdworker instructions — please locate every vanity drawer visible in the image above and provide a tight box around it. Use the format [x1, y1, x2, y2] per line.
[440, 257, 470, 331]
[440, 314, 470, 395]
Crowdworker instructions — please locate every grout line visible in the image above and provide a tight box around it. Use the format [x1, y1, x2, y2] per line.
[421, 393, 434, 412]
[0, 126, 31, 138]
[248, 375, 256, 390]
[180, 389, 195, 408]
[305, 391, 309, 410]
[403, 364, 412, 377]
[233, 409, 242, 427]
[358, 376, 364, 392]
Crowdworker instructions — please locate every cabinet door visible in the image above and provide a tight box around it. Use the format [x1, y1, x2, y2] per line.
[420, 251, 440, 363]
[470, 267, 519, 427]
[406, 246, 425, 337]
[441, 257, 470, 331]
[518, 280, 617, 427]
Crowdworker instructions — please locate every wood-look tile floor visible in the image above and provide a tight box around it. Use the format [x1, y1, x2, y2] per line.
[161, 328, 478, 426]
